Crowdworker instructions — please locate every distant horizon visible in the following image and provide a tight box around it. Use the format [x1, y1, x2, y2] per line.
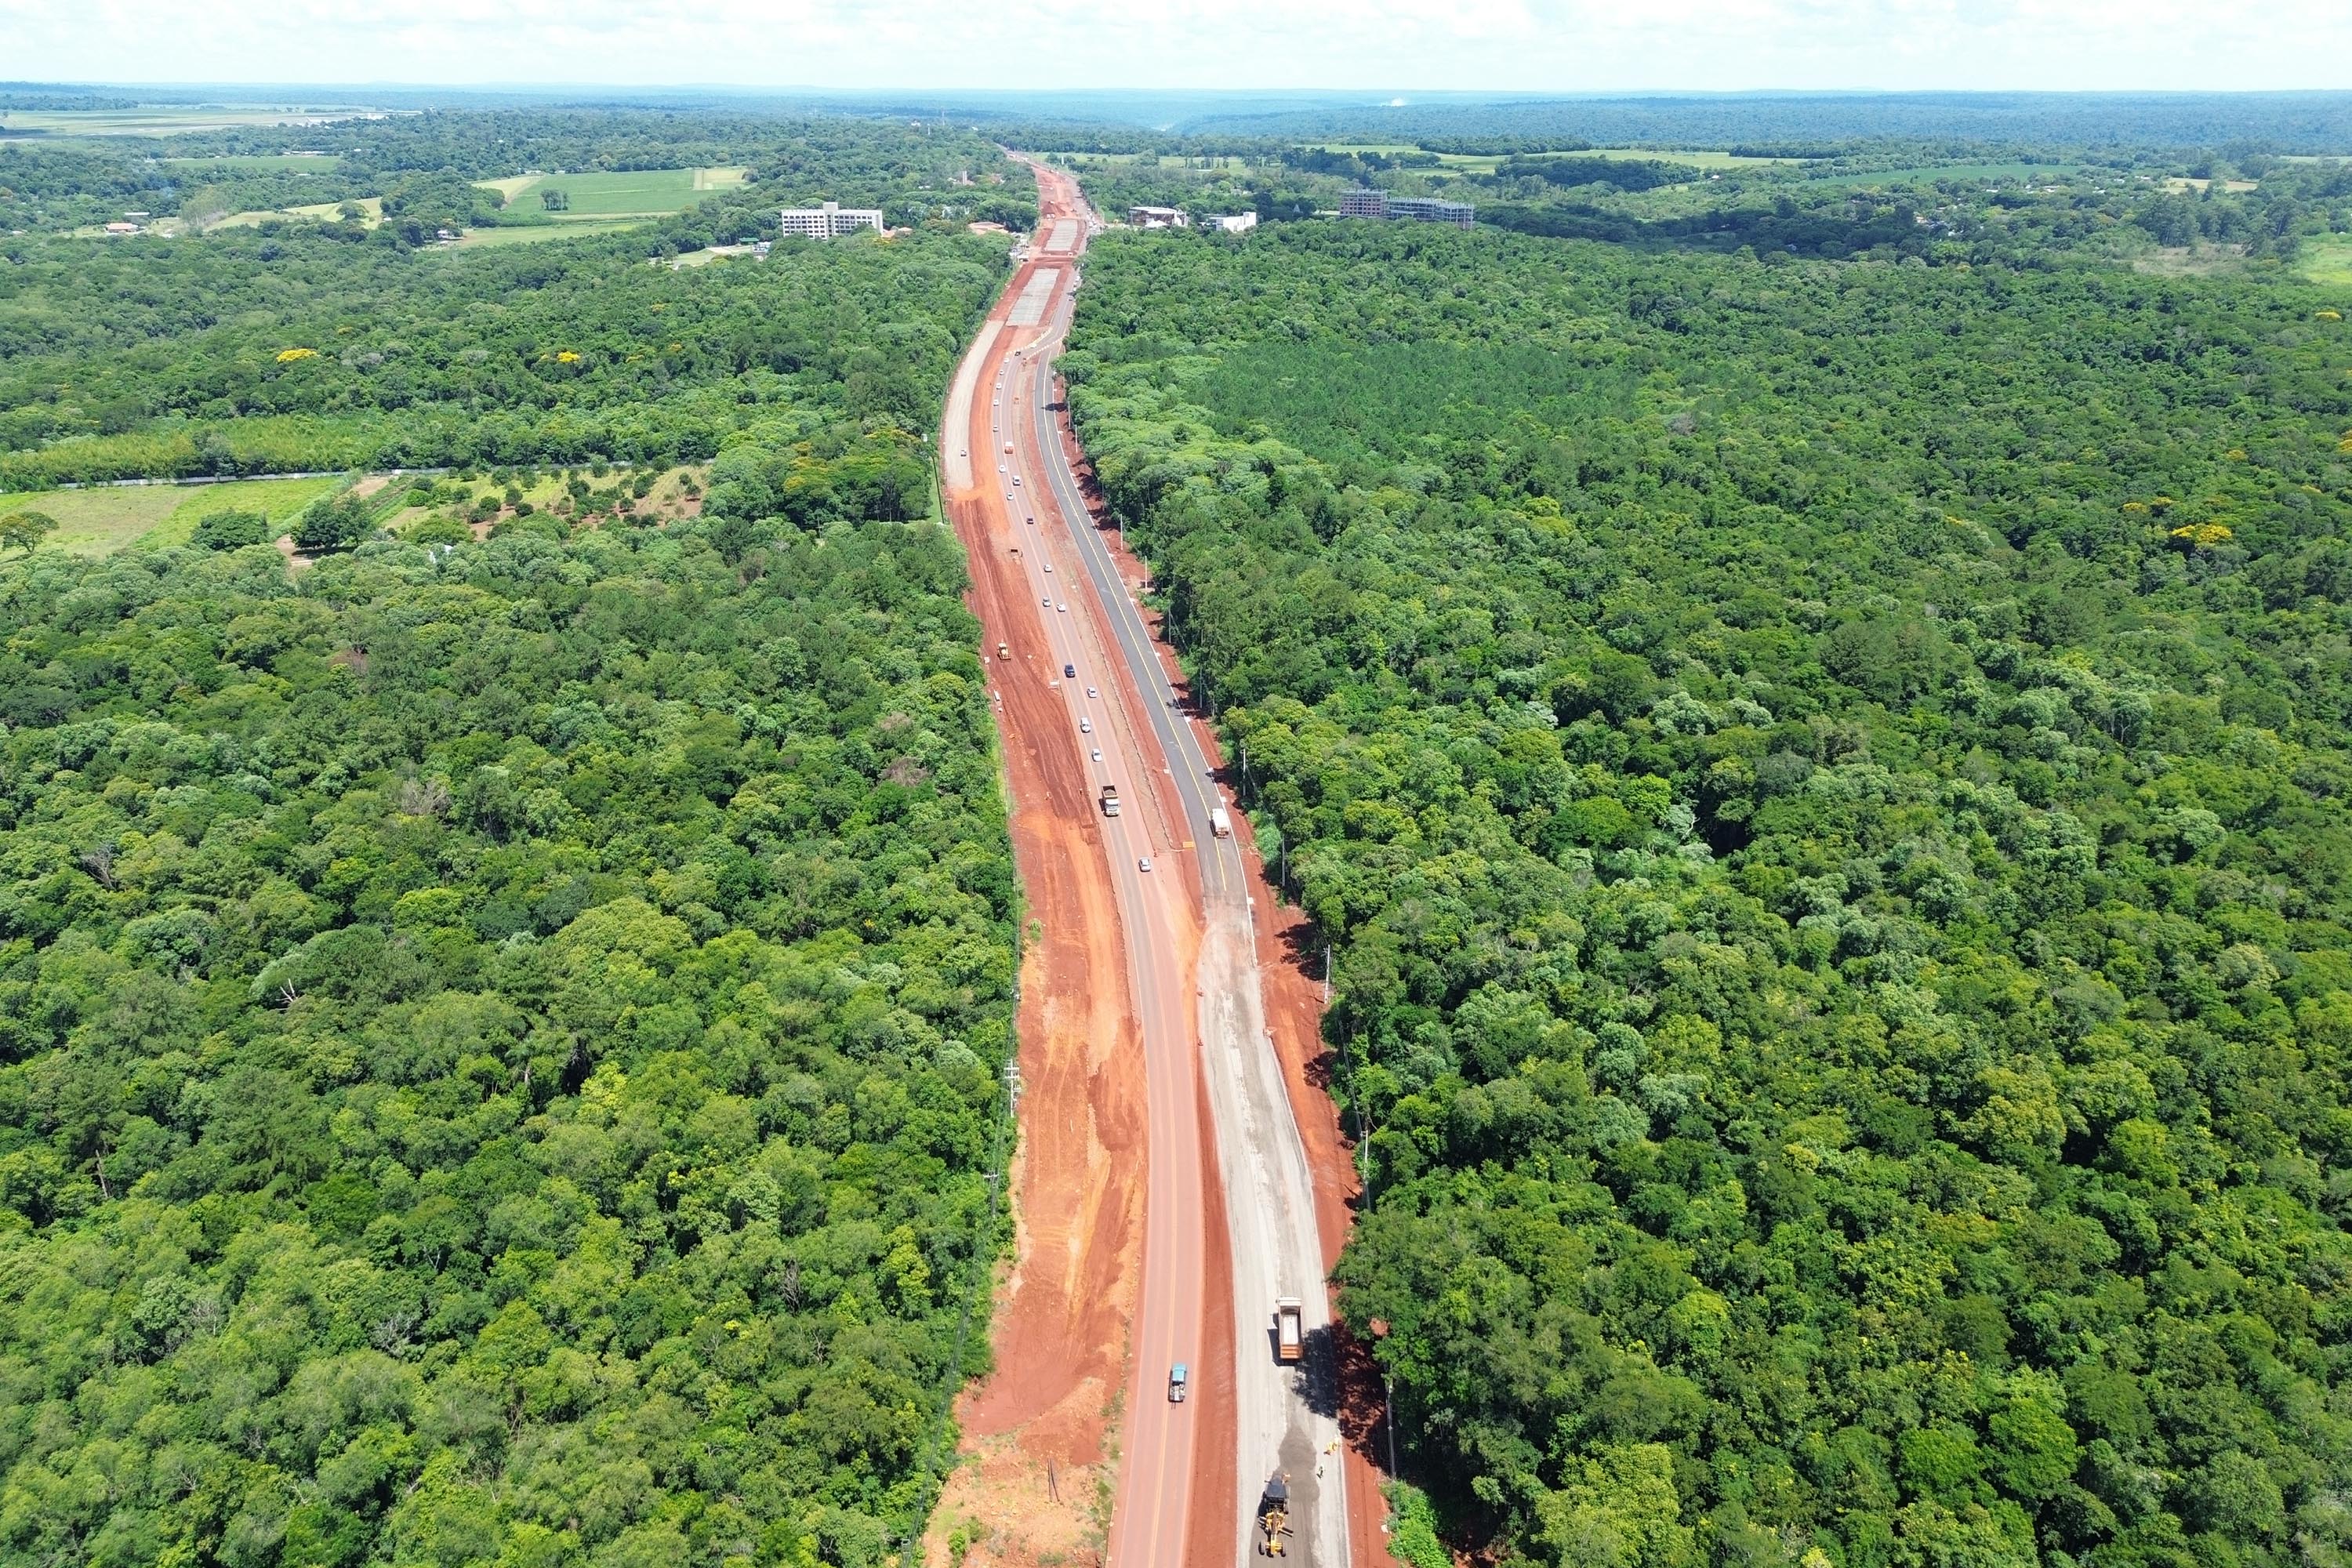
[6, 0, 2350, 98]
[13, 84, 2352, 102]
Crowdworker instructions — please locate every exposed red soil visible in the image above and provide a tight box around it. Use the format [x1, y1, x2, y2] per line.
[936, 471, 1147, 1510]
[928, 209, 1179, 1568]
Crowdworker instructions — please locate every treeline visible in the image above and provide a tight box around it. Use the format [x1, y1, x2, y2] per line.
[0, 505, 1017, 1567]
[1178, 91, 2352, 156]
[0, 111, 1031, 239]
[1065, 220, 2352, 1568]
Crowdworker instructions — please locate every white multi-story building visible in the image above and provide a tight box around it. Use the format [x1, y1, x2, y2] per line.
[778, 201, 884, 238]
[1207, 212, 1259, 234]
[1127, 205, 1189, 229]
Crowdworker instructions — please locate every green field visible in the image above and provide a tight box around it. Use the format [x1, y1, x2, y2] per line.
[448, 220, 653, 249]
[2299, 234, 2352, 287]
[477, 167, 750, 219]
[160, 153, 343, 171]
[2, 475, 339, 555]
[0, 107, 385, 137]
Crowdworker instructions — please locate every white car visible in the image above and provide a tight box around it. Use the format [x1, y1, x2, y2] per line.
[1043, 561, 1054, 572]
[1086, 686, 1097, 698]
[1012, 477, 1022, 486]
[1080, 717, 1092, 733]
[1091, 748, 1103, 761]
[1057, 602, 1068, 613]
[1042, 596, 1051, 607]
[1138, 858, 1153, 873]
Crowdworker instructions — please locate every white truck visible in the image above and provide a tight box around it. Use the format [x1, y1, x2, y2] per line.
[1210, 805, 1232, 838]
[1274, 1298, 1303, 1363]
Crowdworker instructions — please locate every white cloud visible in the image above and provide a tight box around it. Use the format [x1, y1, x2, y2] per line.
[2, 0, 2347, 91]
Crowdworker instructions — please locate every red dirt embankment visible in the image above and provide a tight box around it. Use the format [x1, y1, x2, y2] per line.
[925, 488, 1148, 1567]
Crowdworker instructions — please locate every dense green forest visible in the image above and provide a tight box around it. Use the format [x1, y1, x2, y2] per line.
[0, 111, 1022, 1568]
[1065, 219, 2352, 1566]
[0, 115, 1014, 489]
[0, 224, 999, 485]
[1065, 140, 2351, 276]
[0, 513, 1017, 1568]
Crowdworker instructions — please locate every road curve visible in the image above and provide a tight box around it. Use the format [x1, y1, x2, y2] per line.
[1004, 165, 1351, 1568]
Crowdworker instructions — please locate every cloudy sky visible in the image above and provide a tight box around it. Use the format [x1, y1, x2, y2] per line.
[5, 0, 2349, 93]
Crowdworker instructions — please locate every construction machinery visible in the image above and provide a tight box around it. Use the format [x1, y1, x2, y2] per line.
[1256, 1472, 1292, 1557]
[1275, 1298, 1303, 1363]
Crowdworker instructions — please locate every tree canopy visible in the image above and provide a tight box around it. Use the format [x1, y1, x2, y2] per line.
[1067, 216, 2352, 1568]
[0, 513, 1017, 1568]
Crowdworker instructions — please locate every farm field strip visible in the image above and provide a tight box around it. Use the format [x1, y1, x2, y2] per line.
[474, 167, 751, 218]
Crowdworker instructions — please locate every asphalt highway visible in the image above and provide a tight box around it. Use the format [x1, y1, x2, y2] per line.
[952, 161, 1347, 1568]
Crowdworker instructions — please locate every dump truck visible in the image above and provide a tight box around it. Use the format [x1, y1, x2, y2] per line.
[1275, 1298, 1303, 1363]
[1099, 784, 1120, 817]
[1210, 806, 1232, 838]
[1256, 1473, 1292, 1558]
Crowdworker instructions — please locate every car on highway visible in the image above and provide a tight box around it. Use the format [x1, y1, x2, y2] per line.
[1042, 596, 1051, 608]
[1080, 717, 1092, 734]
[1086, 686, 1097, 698]
[1012, 477, 1022, 486]
[1091, 748, 1103, 761]
[1064, 663, 1076, 678]
[1168, 1363, 1188, 1403]
[1138, 857, 1153, 873]
[1057, 602, 1068, 613]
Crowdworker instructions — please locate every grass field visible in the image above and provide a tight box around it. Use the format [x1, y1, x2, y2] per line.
[1, 107, 386, 137]
[200, 197, 381, 232]
[161, 153, 343, 171]
[447, 220, 652, 249]
[477, 167, 750, 219]
[2299, 235, 2352, 287]
[2, 476, 340, 555]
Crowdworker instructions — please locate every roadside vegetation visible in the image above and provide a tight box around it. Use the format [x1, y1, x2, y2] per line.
[1065, 211, 2352, 1568]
